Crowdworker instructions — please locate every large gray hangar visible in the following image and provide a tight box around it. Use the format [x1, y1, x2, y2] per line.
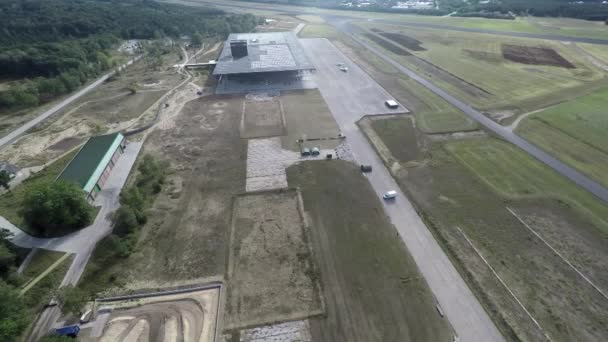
[213, 31, 316, 94]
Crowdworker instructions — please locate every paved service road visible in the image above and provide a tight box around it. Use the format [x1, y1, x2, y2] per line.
[333, 21, 608, 203]
[0, 57, 140, 150]
[302, 38, 505, 342]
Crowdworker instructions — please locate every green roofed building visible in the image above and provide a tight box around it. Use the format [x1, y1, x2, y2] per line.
[57, 133, 126, 203]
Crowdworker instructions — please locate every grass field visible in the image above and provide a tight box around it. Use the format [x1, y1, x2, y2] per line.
[298, 23, 340, 38]
[364, 116, 608, 342]
[516, 87, 608, 187]
[287, 160, 453, 342]
[445, 138, 608, 233]
[280, 89, 340, 151]
[355, 22, 608, 116]
[335, 37, 478, 134]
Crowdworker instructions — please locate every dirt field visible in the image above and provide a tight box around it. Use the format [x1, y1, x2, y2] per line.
[287, 161, 453, 342]
[77, 93, 246, 294]
[240, 96, 286, 138]
[362, 33, 411, 56]
[363, 115, 608, 342]
[225, 189, 322, 330]
[372, 29, 427, 51]
[502, 44, 576, 68]
[81, 287, 219, 342]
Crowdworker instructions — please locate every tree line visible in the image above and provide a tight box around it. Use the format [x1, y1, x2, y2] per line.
[0, 0, 260, 111]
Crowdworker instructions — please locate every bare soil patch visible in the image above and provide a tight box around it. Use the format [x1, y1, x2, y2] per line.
[46, 137, 84, 152]
[363, 33, 412, 56]
[373, 30, 427, 51]
[84, 287, 219, 342]
[240, 98, 286, 138]
[225, 189, 322, 330]
[502, 44, 576, 68]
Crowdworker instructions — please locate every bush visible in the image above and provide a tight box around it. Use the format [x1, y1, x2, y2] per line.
[58, 285, 88, 315]
[0, 281, 28, 341]
[21, 181, 92, 236]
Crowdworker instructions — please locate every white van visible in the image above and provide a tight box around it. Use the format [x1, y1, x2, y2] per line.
[385, 100, 399, 109]
[383, 190, 397, 200]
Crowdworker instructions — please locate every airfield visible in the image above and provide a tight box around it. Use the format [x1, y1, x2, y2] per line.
[1, 2, 607, 342]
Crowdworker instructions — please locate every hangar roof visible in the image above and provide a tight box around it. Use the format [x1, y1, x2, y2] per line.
[57, 133, 124, 193]
[213, 31, 314, 75]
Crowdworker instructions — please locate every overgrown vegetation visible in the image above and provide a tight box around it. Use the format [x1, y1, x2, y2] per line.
[0, 0, 259, 111]
[0, 230, 28, 341]
[21, 181, 93, 237]
[0, 151, 77, 236]
[111, 154, 167, 257]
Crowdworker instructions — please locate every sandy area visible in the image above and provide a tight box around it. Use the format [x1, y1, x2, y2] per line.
[92, 287, 219, 342]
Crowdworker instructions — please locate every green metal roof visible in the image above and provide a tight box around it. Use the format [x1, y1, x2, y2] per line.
[57, 133, 124, 193]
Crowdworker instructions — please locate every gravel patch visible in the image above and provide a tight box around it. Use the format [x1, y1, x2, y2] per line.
[246, 137, 351, 192]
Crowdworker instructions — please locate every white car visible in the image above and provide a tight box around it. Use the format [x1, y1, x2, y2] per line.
[383, 190, 397, 200]
[385, 100, 399, 109]
[339, 66, 348, 72]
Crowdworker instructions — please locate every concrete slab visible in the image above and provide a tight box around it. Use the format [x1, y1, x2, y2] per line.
[300, 38, 408, 116]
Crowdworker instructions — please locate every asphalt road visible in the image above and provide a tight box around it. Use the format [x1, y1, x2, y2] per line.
[0, 57, 140, 150]
[301, 37, 505, 342]
[334, 21, 608, 203]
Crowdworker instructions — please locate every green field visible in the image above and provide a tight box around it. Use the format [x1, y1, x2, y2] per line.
[398, 77, 478, 133]
[363, 116, 608, 342]
[298, 23, 339, 38]
[516, 87, 608, 187]
[287, 160, 453, 342]
[355, 22, 608, 116]
[445, 138, 608, 233]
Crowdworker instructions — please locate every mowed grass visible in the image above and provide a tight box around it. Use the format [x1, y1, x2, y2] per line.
[397, 77, 478, 133]
[356, 22, 608, 114]
[516, 87, 608, 187]
[298, 23, 340, 38]
[445, 138, 608, 234]
[287, 160, 453, 342]
[0, 150, 77, 235]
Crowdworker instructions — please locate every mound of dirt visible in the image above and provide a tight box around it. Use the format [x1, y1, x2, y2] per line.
[363, 33, 411, 56]
[501, 44, 575, 68]
[377, 32, 427, 51]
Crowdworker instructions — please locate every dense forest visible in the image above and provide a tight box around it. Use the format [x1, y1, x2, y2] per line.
[0, 0, 259, 111]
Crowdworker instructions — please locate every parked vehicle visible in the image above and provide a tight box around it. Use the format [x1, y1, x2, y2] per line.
[80, 309, 92, 324]
[385, 100, 399, 109]
[56, 325, 80, 337]
[360, 165, 372, 173]
[340, 66, 348, 72]
[301, 147, 311, 156]
[383, 190, 397, 200]
[311, 147, 320, 155]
